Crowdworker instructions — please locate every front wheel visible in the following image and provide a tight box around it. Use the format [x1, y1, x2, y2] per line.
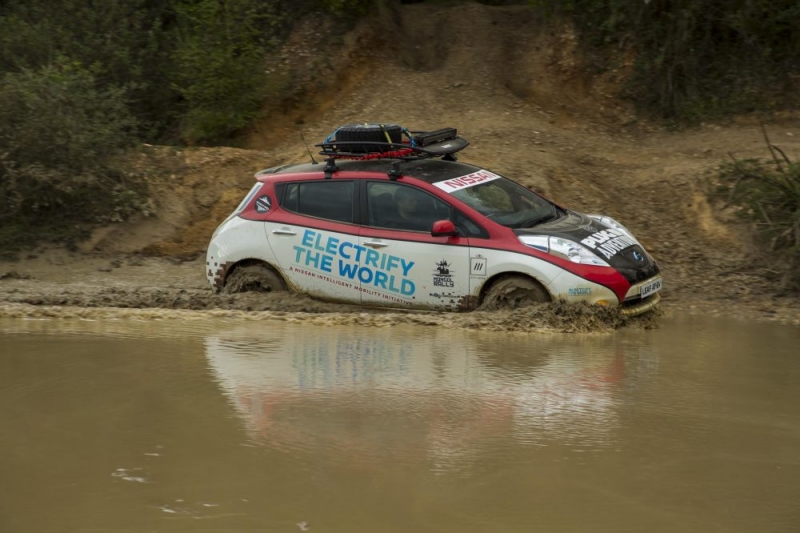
[480, 276, 550, 310]
[223, 263, 286, 294]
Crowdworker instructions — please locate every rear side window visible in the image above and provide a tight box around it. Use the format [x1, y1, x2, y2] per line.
[280, 181, 355, 224]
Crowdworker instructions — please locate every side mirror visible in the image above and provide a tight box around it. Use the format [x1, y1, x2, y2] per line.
[431, 219, 458, 237]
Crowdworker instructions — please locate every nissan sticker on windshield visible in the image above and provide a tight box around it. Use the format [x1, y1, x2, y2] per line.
[433, 169, 502, 193]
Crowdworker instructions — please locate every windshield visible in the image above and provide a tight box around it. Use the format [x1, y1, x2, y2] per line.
[447, 175, 558, 228]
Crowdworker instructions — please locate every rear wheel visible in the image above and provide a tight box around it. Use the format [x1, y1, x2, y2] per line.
[480, 276, 550, 310]
[223, 263, 286, 294]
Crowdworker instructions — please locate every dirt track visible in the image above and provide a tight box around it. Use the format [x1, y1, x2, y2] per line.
[1, 3, 799, 328]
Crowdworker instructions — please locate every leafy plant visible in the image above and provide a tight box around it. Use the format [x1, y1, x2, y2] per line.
[0, 62, 144, 251]
[0, 0, 177, 141]
[171, 0, 286, 144]
[532, 0, 800, 120]
[715, 127, 800, 289]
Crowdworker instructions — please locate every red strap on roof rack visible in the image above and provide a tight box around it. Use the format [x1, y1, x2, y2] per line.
[332, 148, 415, 160]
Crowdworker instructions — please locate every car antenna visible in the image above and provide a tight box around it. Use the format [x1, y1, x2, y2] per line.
[300, 133, 317, 164]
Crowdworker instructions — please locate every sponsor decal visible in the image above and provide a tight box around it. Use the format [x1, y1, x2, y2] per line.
[567, 287, 592, 296]
[580, 228, 636, 260]
[293, 229, 415, 296]
[433, 169, 502, 193]
[433, 259, 455, 288]
[254, 195, 271, 213]
[289, 266, 412, 304]
[470, 257, 487, 277]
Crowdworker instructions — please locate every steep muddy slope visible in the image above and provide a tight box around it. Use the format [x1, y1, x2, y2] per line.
[1, 2, 799, 326]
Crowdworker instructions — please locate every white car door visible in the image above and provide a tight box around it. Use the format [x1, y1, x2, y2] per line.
[266, 179, 361, 304]
[357, 181, 471, 311]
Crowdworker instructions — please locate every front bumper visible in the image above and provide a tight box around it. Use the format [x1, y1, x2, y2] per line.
[619, 275, 663, 316]
[620, 292, 661, 316]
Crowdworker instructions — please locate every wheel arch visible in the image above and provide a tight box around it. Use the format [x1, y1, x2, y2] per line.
[216, 258, 288, 292]
[477, 271, 552, 306]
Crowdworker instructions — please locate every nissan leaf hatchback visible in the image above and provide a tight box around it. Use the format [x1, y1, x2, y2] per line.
[207, 124, 662, 315]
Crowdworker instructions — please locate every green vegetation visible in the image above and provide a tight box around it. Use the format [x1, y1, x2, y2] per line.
[1, 0, 799, 258]
[0, 0, 363, 144]
[171, 1, 283, 143]
[533, 0, 800, 120]
[714, 129, 800, 290]
[0, 62, 142, 255]
[536, 0, 800, 286]
[0, 0, 376, 252]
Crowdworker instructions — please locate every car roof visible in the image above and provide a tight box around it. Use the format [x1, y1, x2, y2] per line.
[257, 159, 485, 185]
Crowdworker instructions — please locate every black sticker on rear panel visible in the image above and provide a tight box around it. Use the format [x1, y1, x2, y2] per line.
[255, 195, 271, 213]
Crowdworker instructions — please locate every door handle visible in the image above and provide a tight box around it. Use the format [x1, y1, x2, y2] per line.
[272, 228, 296, 236]
[363, 240, 388, 248]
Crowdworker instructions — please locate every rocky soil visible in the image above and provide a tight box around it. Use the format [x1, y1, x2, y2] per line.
[1, 3, 799, 330]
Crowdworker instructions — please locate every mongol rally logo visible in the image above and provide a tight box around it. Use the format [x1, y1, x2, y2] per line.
[434, 169, 502, 193]
[293, 229, 416, 295]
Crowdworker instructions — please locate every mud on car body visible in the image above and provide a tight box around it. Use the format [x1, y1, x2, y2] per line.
[206, 124, 662, 316]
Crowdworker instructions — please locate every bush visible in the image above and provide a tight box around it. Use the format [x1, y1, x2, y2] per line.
[0, 0, 381, 146]
[0, 62, 137, 169]
[533, 0, 800, 120]
[313, 0, 377, 15]
[0, 0, 176, 141]
[171, 0, 286, 144]
[714, 132, 800, 290]
[0, 62, 144, 252]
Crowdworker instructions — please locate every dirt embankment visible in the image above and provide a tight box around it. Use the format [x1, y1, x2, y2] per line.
[1, 3, 799, 329]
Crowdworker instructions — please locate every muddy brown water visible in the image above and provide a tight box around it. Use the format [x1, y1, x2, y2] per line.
[1, 315, 799, 533]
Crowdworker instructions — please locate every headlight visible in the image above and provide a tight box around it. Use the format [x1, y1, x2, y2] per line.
[549, 237, 610, 266]
[588, 215, 640, 245]
[518, 235, 610, 267]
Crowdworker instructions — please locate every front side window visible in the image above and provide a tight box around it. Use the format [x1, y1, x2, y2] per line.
[452, 211, 487, 238]
[280, 181, 355, 224]
[367, 182, 451, 233]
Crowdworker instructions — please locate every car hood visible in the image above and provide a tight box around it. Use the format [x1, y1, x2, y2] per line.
[515, 211, 660, 285]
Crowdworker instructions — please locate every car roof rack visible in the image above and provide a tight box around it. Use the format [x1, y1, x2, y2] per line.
[315, 124, 469, 179]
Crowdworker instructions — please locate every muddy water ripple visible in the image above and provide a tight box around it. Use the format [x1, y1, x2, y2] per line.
[1, 315, 799, 533]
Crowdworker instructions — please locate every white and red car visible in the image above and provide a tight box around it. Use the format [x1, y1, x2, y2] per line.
[206, 124, 661, 315]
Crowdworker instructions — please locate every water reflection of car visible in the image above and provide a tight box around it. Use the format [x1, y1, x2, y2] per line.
[206, 124, 661, 315]
[205, 326, 630, 468]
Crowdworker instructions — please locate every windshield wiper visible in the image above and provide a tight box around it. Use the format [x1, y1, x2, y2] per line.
[522, 206, 558, 228]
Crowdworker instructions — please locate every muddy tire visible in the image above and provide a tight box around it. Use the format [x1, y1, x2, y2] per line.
[223, 263, 286, 294]
[480, 276, 550, 310]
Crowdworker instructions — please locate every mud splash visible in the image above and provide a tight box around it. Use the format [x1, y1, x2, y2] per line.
[0, 255, 660, 333]
[0, 290, 660, 334]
